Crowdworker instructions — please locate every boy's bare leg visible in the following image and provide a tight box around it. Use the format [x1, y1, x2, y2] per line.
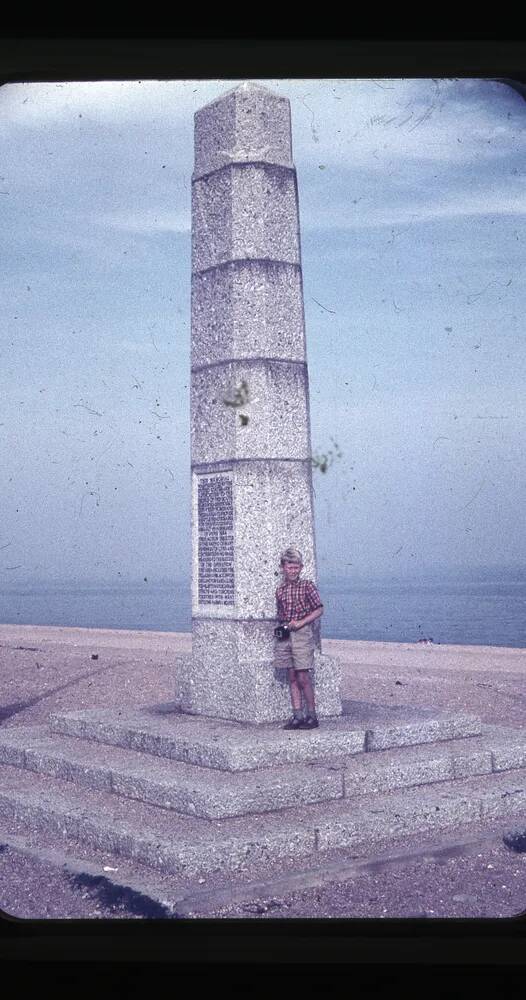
[297, 670, 316, 714]
[287, 667, 303, 711]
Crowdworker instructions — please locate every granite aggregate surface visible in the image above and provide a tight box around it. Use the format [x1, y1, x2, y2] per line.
[0, 625, 525, 920]
[2, 817, 526, 922]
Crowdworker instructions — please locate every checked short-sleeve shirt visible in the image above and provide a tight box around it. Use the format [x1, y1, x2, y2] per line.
[275, 578, 323, 623]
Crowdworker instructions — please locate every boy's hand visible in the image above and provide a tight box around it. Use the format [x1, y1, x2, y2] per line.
[288, 619, 302, 631]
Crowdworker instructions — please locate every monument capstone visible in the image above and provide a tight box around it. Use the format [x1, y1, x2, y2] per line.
[174, 82, 342, 723]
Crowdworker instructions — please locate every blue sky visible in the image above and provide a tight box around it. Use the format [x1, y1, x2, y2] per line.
[1, 78, 525, 584]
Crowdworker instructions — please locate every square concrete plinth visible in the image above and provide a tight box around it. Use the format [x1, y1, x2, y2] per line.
[173, 649, 342, 723]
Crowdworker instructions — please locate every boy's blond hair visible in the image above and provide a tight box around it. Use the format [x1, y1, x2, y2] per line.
[280, 546, 303, 566]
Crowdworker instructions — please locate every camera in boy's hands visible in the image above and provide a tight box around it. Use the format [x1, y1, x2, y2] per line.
[274, 624, 290, 640]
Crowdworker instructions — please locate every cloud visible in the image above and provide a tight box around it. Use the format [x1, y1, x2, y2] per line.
[5, 79, 521, 173]
[95, 209, 190, 234]
[0, 80, 222, 126]
[286, 78, 525, 171]
[301, 182, 526, 231]
[113, 337, 162, 354]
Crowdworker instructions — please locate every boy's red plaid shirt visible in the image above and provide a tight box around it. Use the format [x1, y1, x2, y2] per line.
[275, 579, 323, 623]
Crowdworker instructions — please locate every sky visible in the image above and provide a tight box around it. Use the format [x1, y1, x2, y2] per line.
[1, 78, 525, 585]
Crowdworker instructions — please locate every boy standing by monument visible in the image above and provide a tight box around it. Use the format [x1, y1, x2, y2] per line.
[274, 547, 324, 730]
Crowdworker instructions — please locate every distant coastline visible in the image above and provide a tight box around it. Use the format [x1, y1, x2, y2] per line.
[0, 567, 524, 649]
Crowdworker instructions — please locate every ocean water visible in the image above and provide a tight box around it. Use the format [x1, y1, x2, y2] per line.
[0, 574, 525, 648]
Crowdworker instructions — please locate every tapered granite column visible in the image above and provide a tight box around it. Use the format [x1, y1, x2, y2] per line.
[174, 82, 342, 723]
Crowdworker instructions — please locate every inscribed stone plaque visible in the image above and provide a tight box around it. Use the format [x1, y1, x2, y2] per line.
[197, 472, 235, 605]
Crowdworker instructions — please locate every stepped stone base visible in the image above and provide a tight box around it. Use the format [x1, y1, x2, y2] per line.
[1, 763, 526, 882]
[1, 716, 525, 824]
[0, 725, 344, 819]
[1, 697, 526, 887]
[47, 702, 482, 771]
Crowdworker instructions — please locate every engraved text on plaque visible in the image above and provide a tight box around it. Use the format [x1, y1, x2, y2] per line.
[197, 472, 235, 605]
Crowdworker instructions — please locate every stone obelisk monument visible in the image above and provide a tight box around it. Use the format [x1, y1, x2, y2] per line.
[174, 82, 342, 723]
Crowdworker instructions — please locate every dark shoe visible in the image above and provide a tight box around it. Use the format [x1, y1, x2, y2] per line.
[300, 716, 319, 729]
[283, 715, 304, 730]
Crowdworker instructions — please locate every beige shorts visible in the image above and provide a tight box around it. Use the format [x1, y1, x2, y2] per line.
[274, 624, 314, 671]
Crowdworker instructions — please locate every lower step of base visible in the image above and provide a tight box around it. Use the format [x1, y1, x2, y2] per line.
[0, 760, 525, 880]
[1, 810, 525, 919]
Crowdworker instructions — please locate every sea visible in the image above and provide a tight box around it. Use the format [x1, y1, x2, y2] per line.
[0, 570, 525, 649]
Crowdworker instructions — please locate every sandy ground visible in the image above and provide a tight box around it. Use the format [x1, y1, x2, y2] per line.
[0, 625, 525, 922]
[1, 625, 525, 731]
